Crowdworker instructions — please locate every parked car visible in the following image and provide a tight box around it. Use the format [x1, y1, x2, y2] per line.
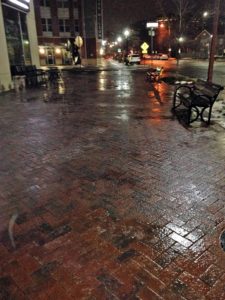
[125, 54, 141, 65]
[143, 53, 169, 60]
[159, 53, 169, 60]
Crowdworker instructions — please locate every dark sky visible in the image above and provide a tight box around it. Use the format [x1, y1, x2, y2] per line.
[103, 0, 161, 35]
[103, 0, 208, 37]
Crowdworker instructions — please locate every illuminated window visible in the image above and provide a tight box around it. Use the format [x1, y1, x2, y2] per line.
[41, 18, 52, 32]
[59, 19, 70, 32]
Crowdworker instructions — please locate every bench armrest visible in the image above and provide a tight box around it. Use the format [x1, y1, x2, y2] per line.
[174, 84, 193, 97]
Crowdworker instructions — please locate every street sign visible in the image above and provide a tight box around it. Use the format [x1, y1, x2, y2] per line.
[148, 30, 155, 36]
[141, 42, 149, 54]
[75, 36, 83, 48]
[146, 22, 158, 28]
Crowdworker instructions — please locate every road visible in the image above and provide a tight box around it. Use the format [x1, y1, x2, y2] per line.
[171, 59, 225, 85]
[110, 58, 225, 85]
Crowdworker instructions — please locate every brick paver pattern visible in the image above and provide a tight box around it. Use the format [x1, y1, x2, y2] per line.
[0, 67, 225, 299]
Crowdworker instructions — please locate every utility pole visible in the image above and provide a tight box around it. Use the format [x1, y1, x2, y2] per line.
[207, 0, 221, 82]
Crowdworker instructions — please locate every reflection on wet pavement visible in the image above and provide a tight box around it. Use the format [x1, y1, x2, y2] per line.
[0, 66, 225, 299]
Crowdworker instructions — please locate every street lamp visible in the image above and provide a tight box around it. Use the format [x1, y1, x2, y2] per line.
[203, 11, 209, 18]
[123, 29, 130, 55]
[117, 36, 122, 43]
[208, 0, 221, 81]
[178, 36, 184, 43]
[124, 29, 130, 38]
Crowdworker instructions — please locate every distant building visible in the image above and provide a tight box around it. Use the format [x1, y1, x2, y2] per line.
[0, 0, 104, 92]
[183, 30, 225, 59]
[194, 30, 212, 59]
[33, 0, 104, 65]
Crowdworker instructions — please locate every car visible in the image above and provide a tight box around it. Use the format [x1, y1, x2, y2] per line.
[125, 54, 141, 65]
[143, 53, 169, 60]
[159, 53, 169, 60]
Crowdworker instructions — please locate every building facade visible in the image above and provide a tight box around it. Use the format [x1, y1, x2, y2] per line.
[34, 0, 104, 65]
[0, 0, 104, 92]
[0, 0, 39, 92]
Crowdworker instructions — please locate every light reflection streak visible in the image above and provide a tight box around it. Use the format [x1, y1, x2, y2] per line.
[116, 80, 130, 90]
[99, 78, 106, 91]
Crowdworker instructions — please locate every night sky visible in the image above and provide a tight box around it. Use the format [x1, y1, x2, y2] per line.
[103, 0, 160, 35]
[103, 0, 209, 37]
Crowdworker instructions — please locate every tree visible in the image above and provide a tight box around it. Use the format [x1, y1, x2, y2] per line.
[157, 0, 205, 37]
[172, 0, 195, 34]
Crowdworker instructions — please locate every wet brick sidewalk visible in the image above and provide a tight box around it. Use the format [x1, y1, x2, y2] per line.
[0, 67, 225, 299]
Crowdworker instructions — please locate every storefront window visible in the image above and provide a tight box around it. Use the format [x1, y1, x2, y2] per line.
[2, 5, 31, 65]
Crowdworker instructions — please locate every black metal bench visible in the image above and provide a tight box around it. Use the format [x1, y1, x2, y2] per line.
[11, 65, 47, 87]
[172, 79, 224, 125]
[146, 67, 164, 82]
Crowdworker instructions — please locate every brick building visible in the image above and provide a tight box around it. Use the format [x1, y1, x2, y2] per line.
[34, 0, 104, 65]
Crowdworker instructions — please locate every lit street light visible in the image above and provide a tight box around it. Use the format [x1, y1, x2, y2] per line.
[178, 36, 184, 43]
[124, 29, 130, 38]
[123, 29, 130, 55]
[117, 36, 122, 43]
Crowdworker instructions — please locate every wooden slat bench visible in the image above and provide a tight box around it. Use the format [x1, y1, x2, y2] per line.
[172, 79, 224, 125]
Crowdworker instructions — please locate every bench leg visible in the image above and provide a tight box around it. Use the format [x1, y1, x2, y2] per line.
[172, 92, 182, 111]
[207, 106, 213, 125]
[189, 107, 200, 124]
[200, 106, 212, 125]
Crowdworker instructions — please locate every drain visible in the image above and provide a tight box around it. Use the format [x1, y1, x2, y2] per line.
[220, 231, 225, 251]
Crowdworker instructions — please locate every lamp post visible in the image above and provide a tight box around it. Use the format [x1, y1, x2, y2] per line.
[117, 36, 122, 43]
[176, 36, 184, 65]
[202, 11, 209, 30]
[146, 22, 158, 54]
[124, 29, 130, 55]
[207, 0, 221, 82]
